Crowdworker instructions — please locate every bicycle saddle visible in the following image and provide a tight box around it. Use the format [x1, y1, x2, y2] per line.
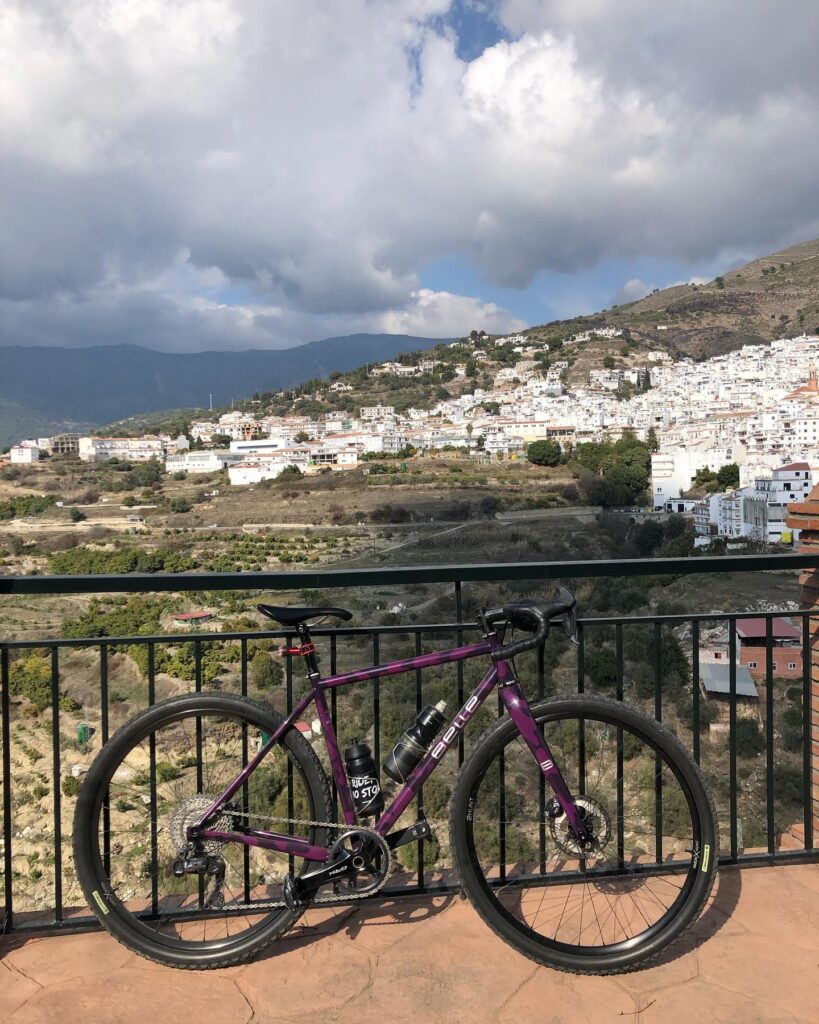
[256, 604, 353, 625]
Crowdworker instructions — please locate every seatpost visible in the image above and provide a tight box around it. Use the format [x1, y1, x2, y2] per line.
[297, 622, 321, 679]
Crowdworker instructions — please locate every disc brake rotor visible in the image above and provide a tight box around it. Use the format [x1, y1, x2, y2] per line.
[549, 796, 612, 859]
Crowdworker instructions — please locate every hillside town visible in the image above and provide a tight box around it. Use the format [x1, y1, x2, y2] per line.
[7, 333, 819, 546]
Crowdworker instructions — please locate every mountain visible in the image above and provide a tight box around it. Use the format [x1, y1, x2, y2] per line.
[0, 334, 446, 447]
[608, 236, 819, 358]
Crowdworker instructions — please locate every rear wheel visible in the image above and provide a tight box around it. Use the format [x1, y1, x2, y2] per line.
[451, 694, 717, 974]
[73, 693, 332, 969]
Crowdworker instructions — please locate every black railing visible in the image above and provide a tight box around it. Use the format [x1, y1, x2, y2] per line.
[1, 552, 817, 937]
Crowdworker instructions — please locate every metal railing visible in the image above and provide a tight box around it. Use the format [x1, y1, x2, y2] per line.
[1, 552, 818, 937]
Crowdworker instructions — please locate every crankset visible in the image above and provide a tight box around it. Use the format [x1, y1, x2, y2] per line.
[283, 827, 391, 911]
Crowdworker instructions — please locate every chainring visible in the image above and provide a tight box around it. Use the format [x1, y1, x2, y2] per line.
[328, 827, 391, 896]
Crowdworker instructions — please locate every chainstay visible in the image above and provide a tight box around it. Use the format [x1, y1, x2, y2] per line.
[212, 811, 389, 909]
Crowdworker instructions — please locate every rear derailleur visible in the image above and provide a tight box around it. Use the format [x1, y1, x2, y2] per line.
[172, 842, 227, 909]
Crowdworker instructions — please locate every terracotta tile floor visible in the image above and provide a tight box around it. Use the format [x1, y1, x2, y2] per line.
[2, 864, 818, 1024]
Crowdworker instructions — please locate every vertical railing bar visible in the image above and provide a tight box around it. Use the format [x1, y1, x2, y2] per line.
[286, 637, 294, 875]
[691, 621, 701, 764]
[100, 644, 111, 877]
[330, 634, 338, 814]
[802, 613, 813, 852]
[729, 618, 738, 860]
[615, 624, 624, 870]
[241, 637, 250, 902]
[194, 639, 204, 907]
[454, 582, 465, 766]
[50, 646, 62, 923]
[372, 634, 381, 771]
[577, 626, 586, 797]
[415, 631, 425, 892]
[1, 646, 14, 930]
[654, 622, 663, 864]
[148, 643, 158, 915]
[765, 617, 775, 856]
[537, 642, 546, 874]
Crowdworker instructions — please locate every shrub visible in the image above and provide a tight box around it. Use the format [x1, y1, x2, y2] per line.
[526, 440, 561, 467]
[62, 775, 82, 798]
[735, 719, 764, 758]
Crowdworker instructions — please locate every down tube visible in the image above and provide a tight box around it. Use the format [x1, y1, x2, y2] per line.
[376, 667, 499, 834]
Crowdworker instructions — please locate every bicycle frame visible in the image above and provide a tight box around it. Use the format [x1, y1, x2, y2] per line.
[194, 628, 586, 859]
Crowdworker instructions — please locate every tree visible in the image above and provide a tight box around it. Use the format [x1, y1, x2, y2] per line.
[294, 431, 313, 443]
[603, 355, 615, 369]
[251, 651, 282, 692]
[646, 427, 659, 452]
[716, 463, 740, 489]
[526, 440, 561, 467]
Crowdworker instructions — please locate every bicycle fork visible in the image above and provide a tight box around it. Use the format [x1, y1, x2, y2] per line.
[495, 659, 593, 848]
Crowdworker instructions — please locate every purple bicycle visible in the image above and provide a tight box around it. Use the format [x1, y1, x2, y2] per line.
[74, 587, 717, 974]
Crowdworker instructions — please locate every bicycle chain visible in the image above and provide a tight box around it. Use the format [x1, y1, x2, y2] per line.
[211, 808, 390, 910]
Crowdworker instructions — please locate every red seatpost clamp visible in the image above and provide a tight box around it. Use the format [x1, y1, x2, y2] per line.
[278, 643, 316, 657]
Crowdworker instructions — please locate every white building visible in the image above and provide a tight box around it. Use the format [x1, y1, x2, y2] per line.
[10, 443, 40, 464]
[165, 451, 244, 474]
[360, 405, 395, 420]
[79, 436, 164, 463]
[651, 442, 746, 508]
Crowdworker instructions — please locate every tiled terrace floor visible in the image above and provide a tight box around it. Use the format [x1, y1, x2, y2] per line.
[2, 864, 818, 1024]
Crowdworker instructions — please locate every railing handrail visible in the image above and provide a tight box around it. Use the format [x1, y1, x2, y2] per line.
[2, 551, 818, 595]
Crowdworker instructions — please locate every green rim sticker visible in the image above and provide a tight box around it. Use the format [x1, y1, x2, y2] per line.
[701, 844, 710, 873]
[92, 889, 110, 915]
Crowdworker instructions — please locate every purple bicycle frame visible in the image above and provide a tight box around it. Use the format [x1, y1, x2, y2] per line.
[195, 629, 586, 859]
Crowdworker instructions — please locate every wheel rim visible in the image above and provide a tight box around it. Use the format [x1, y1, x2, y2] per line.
[464, 709, 704, 958]
[82, 706, 324, 952]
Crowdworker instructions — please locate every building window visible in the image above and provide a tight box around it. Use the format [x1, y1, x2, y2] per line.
[748, 661, 757, 669]
[787, 662, 797, 670]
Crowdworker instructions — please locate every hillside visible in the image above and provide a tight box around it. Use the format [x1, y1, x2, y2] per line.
[222, 236, 819, 417]
[4, 236, 819, 447]
[0, 333, 447, 448]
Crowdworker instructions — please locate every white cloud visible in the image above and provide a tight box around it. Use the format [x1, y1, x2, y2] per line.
[1, 1, 819, 349]
[612, 279, 653, 305]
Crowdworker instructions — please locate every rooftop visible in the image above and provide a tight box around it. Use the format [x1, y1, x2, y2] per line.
[735, 616, 801, 640]
[2, 863, 816, 1024]
[699, 662, 759, 698]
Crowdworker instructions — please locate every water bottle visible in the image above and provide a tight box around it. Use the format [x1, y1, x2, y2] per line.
[344, 739, 384, 818]
[383, 701, 447, 783]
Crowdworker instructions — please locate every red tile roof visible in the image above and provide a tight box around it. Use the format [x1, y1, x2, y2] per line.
[735, 617, 800, 640]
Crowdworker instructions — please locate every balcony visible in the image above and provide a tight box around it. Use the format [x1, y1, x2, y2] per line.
[1, 552, 818, 1022]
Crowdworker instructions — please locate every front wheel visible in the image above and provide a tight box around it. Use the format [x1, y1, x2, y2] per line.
[450, 694, 718, 974]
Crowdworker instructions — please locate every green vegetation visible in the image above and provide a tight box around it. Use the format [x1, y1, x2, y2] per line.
[0, 494, 58, 520]
[49, 546, 197, 575]
[570, 432, 651, 506]
[526, 440, 561, 467]
[692, 463, 740, 492]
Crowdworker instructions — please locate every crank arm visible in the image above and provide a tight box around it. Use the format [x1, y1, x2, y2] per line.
[288, 849, 357, 901]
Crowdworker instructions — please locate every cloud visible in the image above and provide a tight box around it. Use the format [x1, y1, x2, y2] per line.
[612, 279, 653, 305]
[1, 1, 819, 349]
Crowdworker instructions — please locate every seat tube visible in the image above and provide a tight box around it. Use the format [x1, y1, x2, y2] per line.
[497, 660, 586, 837]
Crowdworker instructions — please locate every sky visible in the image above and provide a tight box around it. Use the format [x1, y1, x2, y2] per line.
[2, 1, 819, 352]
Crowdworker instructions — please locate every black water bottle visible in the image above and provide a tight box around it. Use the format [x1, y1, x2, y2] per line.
[344, 739, 384, 818]
[383, 701, 448, 783]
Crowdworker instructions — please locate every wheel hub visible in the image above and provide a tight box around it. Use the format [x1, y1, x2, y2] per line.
[549, 796, 612, 859]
